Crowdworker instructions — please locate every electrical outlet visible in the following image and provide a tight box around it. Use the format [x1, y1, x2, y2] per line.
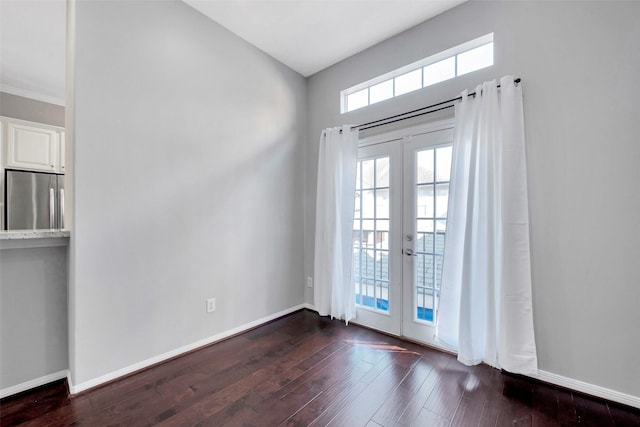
[206, 298, 216, 313]
[306, 277, 313, 288]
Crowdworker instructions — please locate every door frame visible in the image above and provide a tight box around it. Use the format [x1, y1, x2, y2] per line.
[358, 119, 454, 148]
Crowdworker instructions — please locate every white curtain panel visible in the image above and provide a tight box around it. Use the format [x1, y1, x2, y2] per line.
[436, 76, 538, 375]
[314, 125, 358, 324]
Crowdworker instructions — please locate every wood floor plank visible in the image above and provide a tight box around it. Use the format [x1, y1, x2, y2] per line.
[495, 395, 533, 426]
[609, 402, 640, 427]
[281, 360, 376, 426]
[554, 387, 578, 426]
[0, 380, 69, 425]
[395, 371, 439, 425]
[573, 393, 615, 427]
[156, 324, 354, 425]
[2, 310, 640, 427]
[240, 333, 353, 410]
[325, 351, 422, 427]
[19, 395, 94, 427]
[304, 348, 417, 427]
[69, 385, 163, 427]
[422, 359, 467, 420]
[394, 352, 453, 426]
[196, 343, 366, 426]
[531, 383, 572, 427]
[162, 327, 325, 403]
[87, 332, 264, 414]
[370, 358, 434, 426]
[461, 363, 502, 405]
[451, 395, 486, 426]
[495, 374, 534, 426]
[153, 364, 282, 426]
[410, 408, 449, 427]
[478, 394, 502, 427]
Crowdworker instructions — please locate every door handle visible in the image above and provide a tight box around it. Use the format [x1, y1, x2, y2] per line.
[404, 248, 418, 257]
[59, 189, 65, 229]
[49, 188, 55, 229]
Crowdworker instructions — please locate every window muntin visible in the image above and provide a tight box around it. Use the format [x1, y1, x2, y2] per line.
[341, 33, 494, 113]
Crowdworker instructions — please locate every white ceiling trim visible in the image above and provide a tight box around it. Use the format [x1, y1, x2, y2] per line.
[0, 84, 66, 107]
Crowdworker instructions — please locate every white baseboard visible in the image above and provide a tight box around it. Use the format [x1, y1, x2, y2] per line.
[8, 306, 637, 411]
[68, 304, 306, 395]
[534, 370, 640, 409]
[0, 370, 69, 399]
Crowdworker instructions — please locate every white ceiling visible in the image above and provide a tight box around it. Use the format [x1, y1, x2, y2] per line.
[0, 0, 466, 107]
[184, 0, 467, 77]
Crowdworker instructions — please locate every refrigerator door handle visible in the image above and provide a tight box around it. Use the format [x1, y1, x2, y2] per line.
[50, 188, 55, 229]
[60, 188, 65, 229]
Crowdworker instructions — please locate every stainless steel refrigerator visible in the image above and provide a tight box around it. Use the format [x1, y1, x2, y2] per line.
[4, 169, 65, 230]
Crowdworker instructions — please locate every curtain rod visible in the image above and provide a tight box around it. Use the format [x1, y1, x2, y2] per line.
[345, 77, 521, 133]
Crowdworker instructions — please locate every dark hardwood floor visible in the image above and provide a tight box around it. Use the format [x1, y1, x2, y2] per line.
[1, 309, 639, 426]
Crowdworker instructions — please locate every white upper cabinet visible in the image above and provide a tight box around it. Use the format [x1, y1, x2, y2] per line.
[2, 118, 65, 173]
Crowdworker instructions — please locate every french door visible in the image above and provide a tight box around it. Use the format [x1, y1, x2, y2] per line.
[352, 125, 454, 348]
[352, 139, 403, 335]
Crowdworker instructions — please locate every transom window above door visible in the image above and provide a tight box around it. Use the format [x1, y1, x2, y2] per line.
[341, 33, 494, 113]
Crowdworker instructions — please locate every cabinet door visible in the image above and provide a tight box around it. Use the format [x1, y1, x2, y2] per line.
[6, 122, 58, 172]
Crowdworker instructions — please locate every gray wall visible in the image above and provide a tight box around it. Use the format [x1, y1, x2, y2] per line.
[70, 0, 306, 386]
[0, 92, 65, 127]
[306, 1, 640, 397]
[0, 246, 68, 389]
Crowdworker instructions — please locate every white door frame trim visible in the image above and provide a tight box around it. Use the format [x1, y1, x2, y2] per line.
[358, 118, 455, 147]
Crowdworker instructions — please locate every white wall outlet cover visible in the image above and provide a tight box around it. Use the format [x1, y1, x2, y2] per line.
[306, 277, 313, 288]
[206, 298, 216, 313]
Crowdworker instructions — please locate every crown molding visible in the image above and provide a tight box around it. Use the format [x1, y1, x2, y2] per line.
[0, 84, 65, 107]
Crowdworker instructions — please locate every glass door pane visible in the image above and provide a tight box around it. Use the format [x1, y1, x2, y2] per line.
[353, 157, 391, 313]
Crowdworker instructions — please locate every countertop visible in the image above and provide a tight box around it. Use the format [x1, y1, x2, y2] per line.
[0, 229, 70, 249]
